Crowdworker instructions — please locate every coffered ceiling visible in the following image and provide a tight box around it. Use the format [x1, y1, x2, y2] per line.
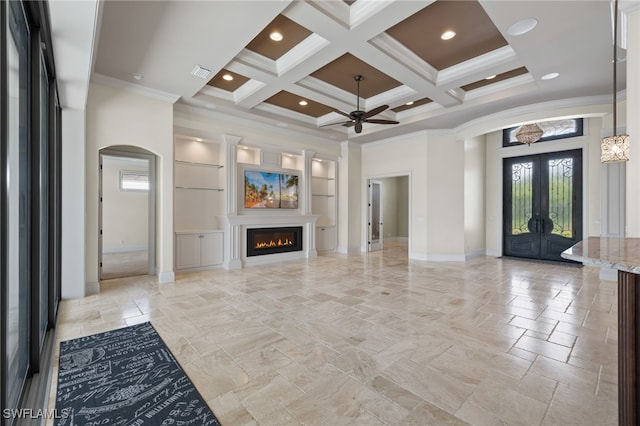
[92, 0, 630, 143]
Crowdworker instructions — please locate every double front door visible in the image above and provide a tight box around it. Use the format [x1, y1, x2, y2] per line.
[503, 149, 582, 262]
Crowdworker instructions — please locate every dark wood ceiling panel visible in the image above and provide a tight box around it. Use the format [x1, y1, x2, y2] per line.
[385, 0, 507, 71]
[264, 91, 335, 118]
[461, 67, 529, 92]
[207, 69, 250, 92]
[246, 14, 312, 61]
[391, 97, 433, 113]
[310, 53, 401, 99]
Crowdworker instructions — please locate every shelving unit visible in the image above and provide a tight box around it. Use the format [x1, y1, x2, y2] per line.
[174, 138, 225, 270]
[311, 159, 337, 252]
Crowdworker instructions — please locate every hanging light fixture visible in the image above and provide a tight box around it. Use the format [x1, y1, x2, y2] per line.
[601, 0, 630, 163]
[516, 123, 544, 145]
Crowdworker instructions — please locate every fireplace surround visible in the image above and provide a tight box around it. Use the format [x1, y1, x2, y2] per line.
[247, 226, 303, 257]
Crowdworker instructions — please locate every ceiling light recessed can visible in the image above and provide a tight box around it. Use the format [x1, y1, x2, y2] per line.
[440, 30, 456, 40]
[485, 75, 497, 80]
[299, 100, 308, 106]
[270, 31, 283, 41]
[541, 72, 559, 80]
[132, 73, 143, 80]
[508, 18, 538, 36]
[222, 74, 234, 81]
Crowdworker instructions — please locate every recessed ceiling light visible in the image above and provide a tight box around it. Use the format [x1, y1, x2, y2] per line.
[195, 138, 202, 142]
[405, 101, 414, 106]
[299, 100, 308, 106]
[222, 74, 233, 81]
[440, 30, 456, 40]
[132, 73, 143, 80]
[276, 122, 288, 127]
[508, 18, 538, 36]
[270, 31, 283, 41]
[541, 72, 559, 80]
[485, 75, 497, 80]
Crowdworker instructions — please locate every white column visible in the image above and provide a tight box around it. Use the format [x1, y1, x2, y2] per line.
[625, 7, 640, 236]
[303, 150, 315, 216]
[222, 134, 243, 269]
[223, 134, 242, 216]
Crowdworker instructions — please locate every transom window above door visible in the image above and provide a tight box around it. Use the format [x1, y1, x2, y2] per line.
[503, 118, 584, 147]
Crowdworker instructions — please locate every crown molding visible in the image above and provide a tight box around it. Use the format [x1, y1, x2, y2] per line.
[91, 73, 180, 103]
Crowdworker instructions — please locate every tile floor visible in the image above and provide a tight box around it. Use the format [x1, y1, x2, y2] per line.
[48, 242, 618, 425]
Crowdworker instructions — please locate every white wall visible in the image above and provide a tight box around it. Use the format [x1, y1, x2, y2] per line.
[61, 108, 87, 298]
[87, 83, 174, 284]
[101, 156, 149, 251]
[340, 141, 362, 253]
[426, 134, 466, 258]
[464, 136, 486, 256]
[362, 133, 430, 258]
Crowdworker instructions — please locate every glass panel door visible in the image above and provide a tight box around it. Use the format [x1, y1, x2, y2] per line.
[503, 149, 582, 262]
[368, 180, 383, 251]
[6, 0, 30, 409]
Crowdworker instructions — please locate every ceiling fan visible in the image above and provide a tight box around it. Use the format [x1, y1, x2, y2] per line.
[323, 75, 399, 134]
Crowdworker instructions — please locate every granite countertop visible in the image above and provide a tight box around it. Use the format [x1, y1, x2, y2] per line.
[561, 237, 640, 274]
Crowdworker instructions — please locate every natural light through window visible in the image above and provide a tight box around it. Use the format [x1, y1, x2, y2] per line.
[120, 170, 149, 191]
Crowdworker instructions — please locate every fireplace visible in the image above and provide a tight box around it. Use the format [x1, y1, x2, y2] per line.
[247, 226, 303, 257]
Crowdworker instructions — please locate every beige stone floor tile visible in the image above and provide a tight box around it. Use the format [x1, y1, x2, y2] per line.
[49, 243, 618, 425]
[458, 373, 548, 426]
[514, 335, 572, 363]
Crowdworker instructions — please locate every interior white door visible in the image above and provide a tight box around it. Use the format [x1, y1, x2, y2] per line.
[368, 180, 383, 251]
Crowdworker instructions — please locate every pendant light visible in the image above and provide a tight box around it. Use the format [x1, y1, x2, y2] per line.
[601, 0, 630, 163]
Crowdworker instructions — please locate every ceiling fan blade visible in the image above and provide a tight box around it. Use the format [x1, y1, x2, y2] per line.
[364, 119, 400, 125]
[363, 105, 389, 119]
[333, 109, 352, 118]
[320, 120, 352, 128]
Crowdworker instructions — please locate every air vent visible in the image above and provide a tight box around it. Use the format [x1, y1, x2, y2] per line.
[191, 65, 213, 79]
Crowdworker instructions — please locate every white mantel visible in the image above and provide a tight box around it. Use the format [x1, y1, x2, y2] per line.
[221, 214, 319, 268]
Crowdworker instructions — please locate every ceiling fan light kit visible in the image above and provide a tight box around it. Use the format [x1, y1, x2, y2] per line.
[322, 75, 399, 134]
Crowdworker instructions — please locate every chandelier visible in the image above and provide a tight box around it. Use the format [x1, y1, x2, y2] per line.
[515, 123, 544, 145]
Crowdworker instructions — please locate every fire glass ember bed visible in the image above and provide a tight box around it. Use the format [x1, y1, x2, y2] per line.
[246, 226, 303, 257]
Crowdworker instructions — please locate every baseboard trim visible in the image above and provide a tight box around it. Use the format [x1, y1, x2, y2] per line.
[425, 254, 467, 262]
[102, 245, 148, 254]
[465, 250, 485, 260]
[158, 271, 175, 283]
[86, 281, 100, 295]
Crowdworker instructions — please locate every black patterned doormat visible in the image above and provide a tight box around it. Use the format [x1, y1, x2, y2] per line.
[54, 322, 221, 425]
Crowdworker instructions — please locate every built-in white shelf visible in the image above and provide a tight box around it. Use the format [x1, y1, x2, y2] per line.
[175, 186, 224, 191]
[175, 160, 224, 168]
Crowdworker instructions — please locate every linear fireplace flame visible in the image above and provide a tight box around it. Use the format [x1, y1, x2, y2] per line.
[255, 238, 294, 249]
[247, 226, 303, 257]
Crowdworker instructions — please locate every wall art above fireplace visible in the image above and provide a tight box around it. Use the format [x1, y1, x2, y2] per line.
[244, 170, 298, 209]
[247, 226, 303, 257]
